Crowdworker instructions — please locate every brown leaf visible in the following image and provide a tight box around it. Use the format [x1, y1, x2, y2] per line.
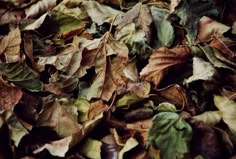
[0, 8, 25, 25]
[195, 16, 230, 43]
[0, 26, 21, 63]
[0, 77, 22, 111]
[157, 84, 197, 114]
[189, 119, 232, 159]
[117, 3, 153, 44]
[140, 46, 191, 87]
[127, 118, 152, 144]
[88, 100, 109, 120]
[210, 37, 236, 58]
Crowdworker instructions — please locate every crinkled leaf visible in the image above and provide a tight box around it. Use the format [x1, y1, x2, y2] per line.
[24, 13, 48, 30]
[210, 37, 236, 58]
[51, 3, 88, 38]
[0, 62, 43, 92]
[0, 8, 25, 25]
[117, 3, 153, 44]
[79, 138, 102, 159]
[140, 46, 191, 87]
[37, 99, 82, 137]
[195, 16, 230, 43]
[156, 102, 177, 113]
[172, 0, 218, 39]
[147, 112, 192, 159]
[193, 111, 222, 127]
[0, 77, 22, 111]
[151, 7, 175, 48]
[199, 45, 235, 71]
[115, 23, 151, 59]
[33, 136, 72, 157]
[118, 137, 139, 159]
[0, 27, 21, 63]
[185, 57, 217, 84]
[214, 95, 236, 136]
[82, 1, 123, 25]
[25, 0, 57, 18]
[115, 93, 144, 108]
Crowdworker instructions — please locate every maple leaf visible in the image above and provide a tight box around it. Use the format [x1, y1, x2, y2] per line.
[140, 46, 191, 87]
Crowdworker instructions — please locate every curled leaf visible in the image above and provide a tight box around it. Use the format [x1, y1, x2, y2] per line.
[140, 46, 191, 87]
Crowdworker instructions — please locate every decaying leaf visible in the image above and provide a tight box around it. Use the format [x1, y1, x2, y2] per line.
[151, 6, 175, 48]
[214, 95, 236, 136]
[185, 57, 217, 84]
[0, 77, 22, 111]
[140, 46, 191, 87]
[0, 62, 43, 92]
[171, 0, 218, 39]
[0, 26, 21, 63]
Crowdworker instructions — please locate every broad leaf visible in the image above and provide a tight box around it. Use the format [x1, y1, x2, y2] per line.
[79, 138, 102, 159]
[37, 99, 82, 137]
[51, 3, 88, 38]
[151, 7, 175, 48]
[0, 62, 43, 92]
[0, 77, 22, 111]
[140, 46, 191, 87]
[117, 3, 153, 44]
[25, 0, 57, 18]
[147, 112, 192, 159]
[214, 95, 236, 136]
[195, 16, 230, 43]
[185, 57, 217, 84]
[172, 0, 218, 39]
[82, 1, 123, 25]
[193, 111, 222, 127]
[0, 27, 21, 63]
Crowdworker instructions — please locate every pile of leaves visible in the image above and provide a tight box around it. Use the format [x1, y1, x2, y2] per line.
[0, 0, 236, 158]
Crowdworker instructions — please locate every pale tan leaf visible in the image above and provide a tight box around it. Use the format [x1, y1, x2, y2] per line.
[214, 95, 236, 136]
[33, 136, 72, 157]
[118, 137, 139, 159]
[0, 9, 25, 25]
[25, 0, 57, 18]
[195, 16, 230, 43]
[24, 13, 48, 30]
[0, 27, 21, 63]
[88, 100, 108, 120]
[82, 1, 123, 25]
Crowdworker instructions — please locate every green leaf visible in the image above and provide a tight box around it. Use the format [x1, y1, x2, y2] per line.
[151, 7, 175, 48]
[51, 3, 88, 37]
[199, 45, 235, 71]
[173, 0, 218, 39]
[147, 112, 192, 159]
[115, 93, 144, 108]
[0, 62, 43, 92]
[115, 23, 152, 59]
[156, 102, 177, 113]
[79, 138, 102, 159]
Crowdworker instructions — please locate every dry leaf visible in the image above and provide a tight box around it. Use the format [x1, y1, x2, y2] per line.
[140, 46, 191, 87]
[0, 27, 21, 63]
[88, 100, 109, 120]
[0, 77, 22, 111]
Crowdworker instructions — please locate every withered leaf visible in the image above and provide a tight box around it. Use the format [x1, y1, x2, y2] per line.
[0, 77, 22, 111]
[0, 26, 21, 63]
[140, 46, 191, 87]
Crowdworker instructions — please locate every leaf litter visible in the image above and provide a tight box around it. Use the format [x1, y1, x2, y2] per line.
[0, 0, 236, 158]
